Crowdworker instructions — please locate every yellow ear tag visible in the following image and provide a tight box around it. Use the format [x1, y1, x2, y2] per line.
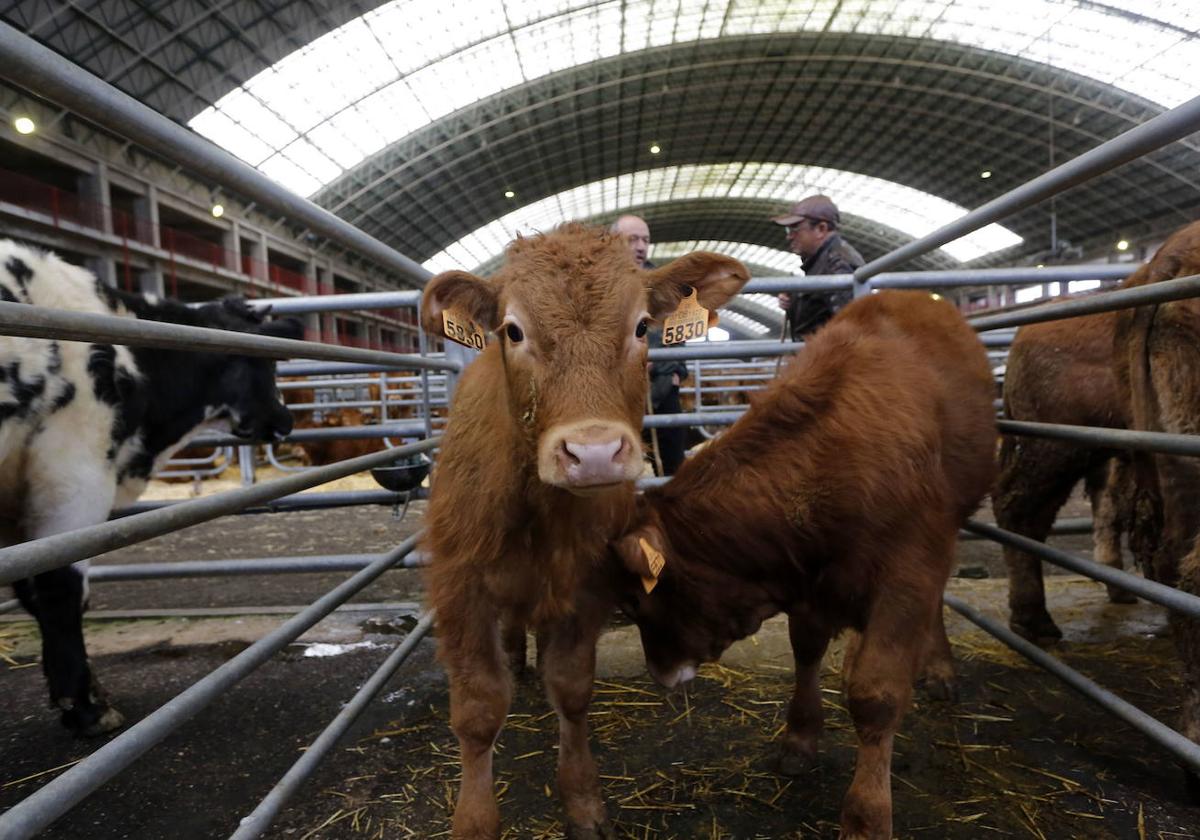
[441, 307, 486, 350]
[662, 287, 708, 346]
[639, 537, 666, 594]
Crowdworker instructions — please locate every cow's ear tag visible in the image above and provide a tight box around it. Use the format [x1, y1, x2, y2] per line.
[662, 286, 708, 346]
[639, 537, 667, 594]
[441, 307, 486, 350]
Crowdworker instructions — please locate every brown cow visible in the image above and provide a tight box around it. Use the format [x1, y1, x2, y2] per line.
[420, 224, 749, 839]
[610, 291, 996, 840]
[993, 312, 1137, 641]
[1113, 220, 1200, 797]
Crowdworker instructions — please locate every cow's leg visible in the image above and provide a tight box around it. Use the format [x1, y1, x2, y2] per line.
[443, 610, 511, 839]
[993, 436, 1086, 642]
[1087, 457, 1137, 604]
[21, 454, 122, 736]
[777, 606, 830, 776]
[839, 576, 933, 840]
[919, 603, 957, 701]
[539, 610, 612, 840]
[500, 615, 528, 676]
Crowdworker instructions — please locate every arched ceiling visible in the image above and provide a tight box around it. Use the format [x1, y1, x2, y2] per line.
[5, 1, 1200, 279]
[470, 200, 960, 275]
[302, 32, 1199, 270]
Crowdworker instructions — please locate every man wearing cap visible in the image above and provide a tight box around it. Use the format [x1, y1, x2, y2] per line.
[612, 214, 689, 475]
[772, 194, 864, 341]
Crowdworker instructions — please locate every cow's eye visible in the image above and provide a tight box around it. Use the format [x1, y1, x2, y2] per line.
[505, 323, 524, 343]
[635, 319, 649, 339]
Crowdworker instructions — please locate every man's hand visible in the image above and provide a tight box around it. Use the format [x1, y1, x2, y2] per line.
[671, 373, 680, 386]
[777, 292, 792, 310]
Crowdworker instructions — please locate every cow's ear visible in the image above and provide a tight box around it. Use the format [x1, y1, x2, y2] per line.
[614, 524, 669, 593]
[421, 270, 501, 338]
[259, 317, 304, 340]
[645, 252, 750, 322]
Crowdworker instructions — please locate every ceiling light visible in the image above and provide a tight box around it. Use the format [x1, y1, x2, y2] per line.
[1116, 239, 1129, 251]
[649, 144, 661, 155]
[1036, 263, 1044, 268]
[211, 204, 225, 218]
[14, 117, 35, 135]
[980, 170, 992, 179]
[503, 190, 515, 199]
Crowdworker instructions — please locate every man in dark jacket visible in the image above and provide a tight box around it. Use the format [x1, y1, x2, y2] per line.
[772, 194, 865, 341]
[612, 214, 688, 475]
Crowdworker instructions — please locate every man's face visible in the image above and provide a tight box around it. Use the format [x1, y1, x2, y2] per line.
[615, 217, 651, 267]
[784, 218, 829, 260]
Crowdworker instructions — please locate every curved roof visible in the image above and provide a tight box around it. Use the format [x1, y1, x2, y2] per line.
[7, 1, 1200, 288]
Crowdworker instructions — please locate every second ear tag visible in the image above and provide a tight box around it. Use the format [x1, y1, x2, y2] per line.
[662, 287, 708, 346]
[639, 537, 666, 594]
[441, 308, 486, 350]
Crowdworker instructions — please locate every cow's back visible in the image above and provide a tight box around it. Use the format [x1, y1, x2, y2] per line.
[819, 291, 996, 519]
[1005, 312, 1126, 431]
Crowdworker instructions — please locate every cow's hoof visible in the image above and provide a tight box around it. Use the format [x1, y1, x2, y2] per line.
[64, 705, 125, 737]
[565, 819, 616, 840]
[923, 674, 958, 702]
[776, 748, 818, 777]
[1009, 613, 1063, 643]
[1106, 586, 1137, 605]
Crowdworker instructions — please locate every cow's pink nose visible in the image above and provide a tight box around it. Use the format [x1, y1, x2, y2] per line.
[560, 436, 629, 485]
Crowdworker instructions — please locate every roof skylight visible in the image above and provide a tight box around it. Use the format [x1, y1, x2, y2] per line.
[190, 1, 1200, 198]
[421, 162, 1022, 272]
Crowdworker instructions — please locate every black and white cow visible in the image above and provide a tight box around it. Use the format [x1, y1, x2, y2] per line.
[1, 240, 301, 735]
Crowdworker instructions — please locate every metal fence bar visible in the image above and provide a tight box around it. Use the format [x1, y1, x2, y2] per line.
[0, 534, 422, 840]
[0, 22, 430, 288]
[959, 518, 1092, 540]
[998, 419, 1200, 457]
[191, 422, 427, 448]
[113, 489, 426, 518]
[855, 93, 1200, 279]
[229, 611, 436, 840]
[650, 341, 801, 361]
[969, 272, 1200, 332]
[964, 520, 1200, 618]
[251, 290, 422, 314]
[85, 553, 427, 582]
[943, 593, 1200, 773]
[869, 264, 1133, 288]
[0, 597, 19, 615]
[0, 302, 457, 372]
[643, 410, 745, 428]
[0, 439, 439, 586]
[279, 360, 448, 377]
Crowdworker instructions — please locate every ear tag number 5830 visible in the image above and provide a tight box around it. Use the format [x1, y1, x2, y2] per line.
[442, 308, 486, 350]
[662, 287, 708, 346]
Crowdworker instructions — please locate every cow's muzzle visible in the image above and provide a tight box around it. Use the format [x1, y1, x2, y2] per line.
[539, 421, 641, 489]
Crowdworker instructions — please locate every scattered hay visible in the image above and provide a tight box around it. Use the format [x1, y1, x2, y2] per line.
[281, 625, 1191, 839]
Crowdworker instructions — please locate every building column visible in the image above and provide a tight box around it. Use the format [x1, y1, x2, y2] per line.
[223, 219, 243, 274]
[133, 182, 161, 247]
[78, 161, 112, 234]
[87, 255, 117, 288]
[139, 264, 165, 296]
[302, 257, 321, 341]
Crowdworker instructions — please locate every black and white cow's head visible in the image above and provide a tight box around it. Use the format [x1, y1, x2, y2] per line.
[189, 297, 302, 442]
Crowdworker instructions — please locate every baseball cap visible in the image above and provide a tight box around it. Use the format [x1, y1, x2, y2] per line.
[771, 194, 841, 227]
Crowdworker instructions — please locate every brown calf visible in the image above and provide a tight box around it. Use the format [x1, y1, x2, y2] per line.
[420, 224, 749, 838]
[993, 311, 1137, 641]
[612, 291, 996, 840]
[1113, 220, 1200, 798]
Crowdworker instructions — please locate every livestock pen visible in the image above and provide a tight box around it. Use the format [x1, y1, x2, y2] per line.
[3, 18, 1200, 840]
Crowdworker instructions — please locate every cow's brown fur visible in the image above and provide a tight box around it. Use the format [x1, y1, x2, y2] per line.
[421, 224, 748, 838]
[993, 312, 1138, 641]
[611, 291, 996, 840]
[1112, 220, 1200, 797]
